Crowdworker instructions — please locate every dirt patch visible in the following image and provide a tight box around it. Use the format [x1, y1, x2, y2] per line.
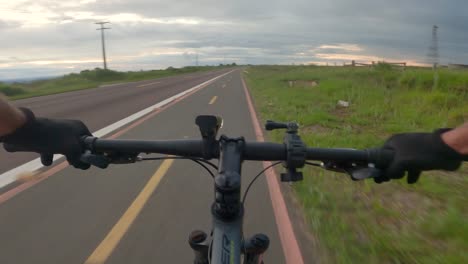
[302, 123, 368, 135]
[286, 80, 319, 88]
[302, 124, 333, 134]
[330, 106, 350, 118]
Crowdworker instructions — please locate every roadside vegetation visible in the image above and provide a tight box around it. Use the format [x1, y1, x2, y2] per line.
[244, 65, 468, 263]
[1, 65, 233, 100]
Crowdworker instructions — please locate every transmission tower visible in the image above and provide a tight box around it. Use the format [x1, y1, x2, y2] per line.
[428, 25, 439, 69]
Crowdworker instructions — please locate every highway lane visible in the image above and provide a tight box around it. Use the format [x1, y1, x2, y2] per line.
[0, 70, 292, 263]
[0, 69, 232, 176]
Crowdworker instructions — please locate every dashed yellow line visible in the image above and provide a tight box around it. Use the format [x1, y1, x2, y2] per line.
[137, 81, 161, 88]
[209, 96, 218, 105]
[84, 159, 174, 264]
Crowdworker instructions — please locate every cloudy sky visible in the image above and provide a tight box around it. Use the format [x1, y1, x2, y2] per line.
[0, 0, 467, 79]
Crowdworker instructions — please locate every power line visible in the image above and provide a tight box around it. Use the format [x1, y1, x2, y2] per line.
[95, 21, 111, 70]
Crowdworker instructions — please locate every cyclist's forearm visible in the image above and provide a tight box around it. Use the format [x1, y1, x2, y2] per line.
[0, 94, 26, 136]
[442, 122, 468, 155]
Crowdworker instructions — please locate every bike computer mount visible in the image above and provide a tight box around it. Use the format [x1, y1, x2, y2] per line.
[265, 120, 306, 182]
[195, 115, 223, 159]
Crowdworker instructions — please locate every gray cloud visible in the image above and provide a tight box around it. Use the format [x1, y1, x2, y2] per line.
[0, 0, 467, 79]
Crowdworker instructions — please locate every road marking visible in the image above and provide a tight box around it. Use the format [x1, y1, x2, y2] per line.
[84, 159, 174, 264]
[137, 81, 161, 88]
[209, 96, 218, 105]
[0, 81, 207, 205]
[241, 75, 304, 264]
[0, 70, 234, 189]
[0, 162, 69, 204]
[98, 83, 130, 88]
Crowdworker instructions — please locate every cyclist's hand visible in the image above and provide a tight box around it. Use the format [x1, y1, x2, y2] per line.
[0, 108, 92, 169]
[376, 129, 464, 184]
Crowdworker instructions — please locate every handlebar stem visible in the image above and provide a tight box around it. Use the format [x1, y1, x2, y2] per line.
[212, 136, 244, 221]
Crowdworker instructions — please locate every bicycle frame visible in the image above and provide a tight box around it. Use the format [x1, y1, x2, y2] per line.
[211, 137, 244, 263]
[189, 136, 268, 264]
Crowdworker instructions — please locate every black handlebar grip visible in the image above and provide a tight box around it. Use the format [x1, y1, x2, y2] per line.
[80, 151, 109, 169]
[265, 120, 288, 131]
[366, 148, 394, 168]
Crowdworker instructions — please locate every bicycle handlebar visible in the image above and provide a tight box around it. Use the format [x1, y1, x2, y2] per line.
[3, 134, 394, 180]
[81, 136, 393, 168]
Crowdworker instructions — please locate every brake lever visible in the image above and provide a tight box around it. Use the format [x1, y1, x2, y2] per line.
[321, 161, 349, 173]
[107, 152, 140, 164]
[322, 161, 383, 180]
[80, 150, 110, 169]
[80, 150, 141, 169]
[347, 166, 383, 180]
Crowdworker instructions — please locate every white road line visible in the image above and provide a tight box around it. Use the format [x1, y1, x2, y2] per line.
[0, 70, 234, 188]
[98, 82, 135, 88]
[137, 81, 161, 88]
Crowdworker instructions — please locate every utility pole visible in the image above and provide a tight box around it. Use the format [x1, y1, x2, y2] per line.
[95, 22, 111, 70]
[195, 53, 199, 66]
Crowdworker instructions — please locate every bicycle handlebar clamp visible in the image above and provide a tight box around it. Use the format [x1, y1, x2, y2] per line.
[265, 120, 306, 182]
[281, 131, 306, 182]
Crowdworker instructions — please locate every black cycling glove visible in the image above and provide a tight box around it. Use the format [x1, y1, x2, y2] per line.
[376, 128, 466, 184]
[0, 108, 92, 169]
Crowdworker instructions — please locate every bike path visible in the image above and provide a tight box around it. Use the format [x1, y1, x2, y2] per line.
[0, 70, 287, 264]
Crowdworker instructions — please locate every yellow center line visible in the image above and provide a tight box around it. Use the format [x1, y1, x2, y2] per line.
[137, 81, 161, 88]
[209, 96, 218, 105]
[84, 159, 174, 264]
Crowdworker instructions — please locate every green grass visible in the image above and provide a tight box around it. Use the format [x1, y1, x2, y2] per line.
[0, 83, 26, 96]
[2, 66, 232, 100]
[244, 65, 468, 263]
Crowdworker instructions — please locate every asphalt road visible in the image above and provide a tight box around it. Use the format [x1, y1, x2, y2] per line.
[0, 70, 301, 263]
[0, 69, 231, 175]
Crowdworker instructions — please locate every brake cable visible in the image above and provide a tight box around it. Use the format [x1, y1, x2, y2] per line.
[241, 161, 322, 205]
[241, 162, 281, 205]
[139, 156, 218, 178]
[131, 155, 322, 200]
[306, 161, 322, 167]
